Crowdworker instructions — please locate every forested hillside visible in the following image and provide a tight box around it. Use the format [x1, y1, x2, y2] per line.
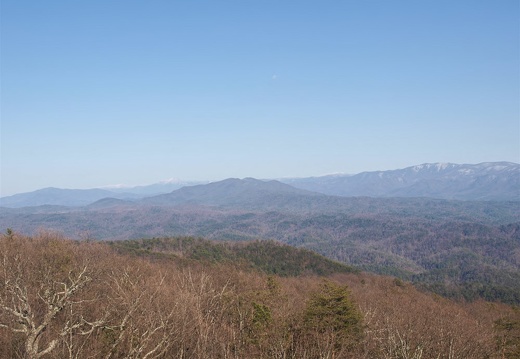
[1, 232, 519, 359]
[109, 237, 357, 277]
[1, 193, 519, 305]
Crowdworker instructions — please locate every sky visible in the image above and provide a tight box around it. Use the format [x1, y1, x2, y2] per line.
[1, 0, 519, 196]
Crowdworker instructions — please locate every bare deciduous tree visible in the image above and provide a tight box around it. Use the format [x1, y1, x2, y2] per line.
[0, 253, 104, 358]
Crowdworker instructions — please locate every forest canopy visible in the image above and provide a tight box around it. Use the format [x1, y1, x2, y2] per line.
[1, 231, 519, 358]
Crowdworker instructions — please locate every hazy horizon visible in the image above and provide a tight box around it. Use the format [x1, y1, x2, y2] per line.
[1, 160, 518, 197]
[2, 1, 519, 197]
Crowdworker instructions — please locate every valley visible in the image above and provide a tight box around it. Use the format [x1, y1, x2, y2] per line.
[1, 165, 519, 305]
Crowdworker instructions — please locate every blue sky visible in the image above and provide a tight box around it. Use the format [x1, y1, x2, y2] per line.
[1, 0, 519, 196]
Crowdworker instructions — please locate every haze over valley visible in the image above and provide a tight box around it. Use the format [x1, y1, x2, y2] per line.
[1, 161, 519, 306]
[1, 161, 519, 357]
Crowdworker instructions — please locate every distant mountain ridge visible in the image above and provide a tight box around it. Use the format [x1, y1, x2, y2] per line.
[0, 181, 206, 208]
[281, 162, 519, 201]
[0, 187, 141, 208]
[103, 180, 207, 196]
[0, 162, 518, 208]
[1, 172, 519, 304]
[141, 177, 324, 210]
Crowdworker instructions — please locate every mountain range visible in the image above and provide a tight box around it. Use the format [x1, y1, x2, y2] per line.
[1, 162, 518, 208]
[1, 162, 519, 304]
[0, 188, 142, 207]
[281, 162, 519, 201]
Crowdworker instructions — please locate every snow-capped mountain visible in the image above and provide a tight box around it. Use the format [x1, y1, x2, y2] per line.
[281, 162, 520, 201]
[103, 179, 208, 196]
[1, 162, 518, 208]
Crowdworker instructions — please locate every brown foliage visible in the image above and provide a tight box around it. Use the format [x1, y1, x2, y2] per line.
[0, 232, 516, 358]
